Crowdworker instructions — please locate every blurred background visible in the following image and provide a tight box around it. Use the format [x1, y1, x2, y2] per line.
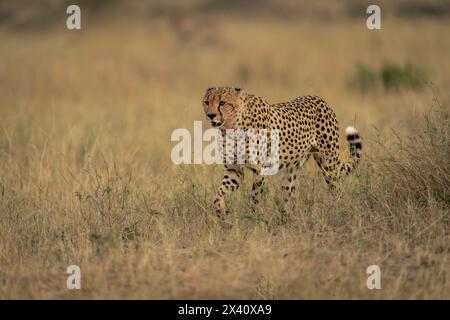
[1, 0, 449, 137]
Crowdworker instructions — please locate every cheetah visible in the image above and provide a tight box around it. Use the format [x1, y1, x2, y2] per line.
[202, 86, 362, 217]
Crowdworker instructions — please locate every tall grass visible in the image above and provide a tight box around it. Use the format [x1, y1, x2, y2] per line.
[376, 106, 449, 207]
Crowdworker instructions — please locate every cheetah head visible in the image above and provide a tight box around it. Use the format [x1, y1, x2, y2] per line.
[202, 86, 243, 129]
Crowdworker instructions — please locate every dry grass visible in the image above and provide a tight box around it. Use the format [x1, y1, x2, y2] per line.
[0, 1, 449, 299]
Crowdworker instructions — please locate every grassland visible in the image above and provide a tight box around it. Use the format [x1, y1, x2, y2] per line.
[0, 1, 449, 299]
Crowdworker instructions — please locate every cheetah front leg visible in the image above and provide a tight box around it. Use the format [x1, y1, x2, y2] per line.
[213, 165, 244, 217]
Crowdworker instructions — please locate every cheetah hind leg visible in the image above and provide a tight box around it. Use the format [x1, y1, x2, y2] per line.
[250, 174, 265, 215]
[312, 152, 342, 200]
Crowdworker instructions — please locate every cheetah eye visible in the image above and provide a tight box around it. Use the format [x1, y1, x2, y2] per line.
[203, 101, 209, 107]
[219, 101, 225, 107]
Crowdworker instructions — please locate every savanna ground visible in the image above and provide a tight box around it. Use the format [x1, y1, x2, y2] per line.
[0, 0, 449, 299]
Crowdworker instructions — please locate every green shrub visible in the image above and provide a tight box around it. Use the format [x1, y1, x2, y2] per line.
[352, 61, 427, 92]
[381, 61, 426, 90]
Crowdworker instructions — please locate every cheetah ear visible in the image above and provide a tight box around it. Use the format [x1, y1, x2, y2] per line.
[234, 86, 242, 92]
[207, 86, 215, 92]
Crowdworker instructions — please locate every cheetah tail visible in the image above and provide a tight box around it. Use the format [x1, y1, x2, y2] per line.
[339, 126, 362, 176]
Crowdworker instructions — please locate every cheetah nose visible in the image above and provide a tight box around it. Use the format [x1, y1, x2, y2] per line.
[207, 112, 216, 120]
